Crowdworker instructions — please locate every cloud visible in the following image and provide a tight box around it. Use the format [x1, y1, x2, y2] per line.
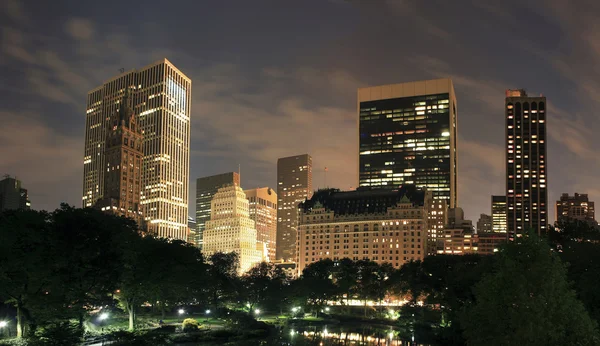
[64, 18, 94, 41]
[0, 111, 82, 211]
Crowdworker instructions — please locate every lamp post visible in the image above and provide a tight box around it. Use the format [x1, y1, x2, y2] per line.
[0, 321, 8, 338]
[254, 309, 261, 320]
[178, 308, 185, 323]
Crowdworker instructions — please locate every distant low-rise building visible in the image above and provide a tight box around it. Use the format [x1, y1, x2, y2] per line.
[437, 229, 506, 255]
[477, 214, 493, 233]
[297, 185, 430, 275]
[555, 193, 596, 225]
[0, 175, 30, 211]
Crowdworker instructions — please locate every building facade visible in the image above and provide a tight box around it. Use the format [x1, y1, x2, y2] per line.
[276, 154, 313, 262]
[476, 214, 493, 233]
[83, 59, 191, 240]
[437, 229, 505, 255]
[95, 89, 144, 226]
[426, 195, 447, 255]
[357, 79, 458, 208]
[505, 89, 547, 235]
[296, 186, 430, 274]
[245, 187, 277, 262]
[0, 176, 30, 211]
[202, 184, 264, 274]
[187, 216, 197, 246]
[555, 193, 596, 225]
[195, 172, 240, 249]
[491, 195, 507, 233]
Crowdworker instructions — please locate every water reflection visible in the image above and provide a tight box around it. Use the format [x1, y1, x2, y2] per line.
[286, 325, 427, 345]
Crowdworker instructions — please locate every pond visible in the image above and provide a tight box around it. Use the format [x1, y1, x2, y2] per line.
[282, 324, 428, 346]
[181, 324, 432, 346]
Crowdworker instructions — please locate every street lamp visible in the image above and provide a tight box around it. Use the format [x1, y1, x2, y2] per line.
[178, 309, 185, 315]
[99, 312, 109, 321]
[205, 309, 211, 315]
[0, 321, 7, 328]
[254, 309, 261, 315]
[325, 307, 330, 312]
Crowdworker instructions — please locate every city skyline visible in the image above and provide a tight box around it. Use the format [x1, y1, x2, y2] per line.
[3, 1, 600, 224]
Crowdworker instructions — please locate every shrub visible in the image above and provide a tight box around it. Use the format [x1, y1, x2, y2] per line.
[28, 322, 83, 346]
[182, 318, 199, 332]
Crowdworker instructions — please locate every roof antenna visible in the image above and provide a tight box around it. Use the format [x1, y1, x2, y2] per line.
[119, 68, 125, 73]
[324, 167, 328, 188]
[238, 164, 241, 187]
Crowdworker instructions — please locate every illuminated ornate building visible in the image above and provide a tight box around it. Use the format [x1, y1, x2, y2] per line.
[505, 89, 547, 235]
[296, 186, 430, 274]
[95, 89, 144, 227]
[83, 59, 191, 240]
[357, 78, 458, 208]
[491, 195, 507, 233]
[276, 154, 313, 262]
[245, 187, 277, 262]
[555, 193, 596, 225]
[203, 184, 264, 274]
[195, 172, 240, 249]
[0, 176, 30, 211]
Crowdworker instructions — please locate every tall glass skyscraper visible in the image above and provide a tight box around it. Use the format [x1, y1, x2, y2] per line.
[357, 79, 458, 208]
[83, 59, 192, 240]
[505, 89, 547, 235]
[276, 154, 312, 262]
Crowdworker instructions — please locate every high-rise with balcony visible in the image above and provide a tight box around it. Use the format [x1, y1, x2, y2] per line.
[195, 172, 240, 249]
[357, 78, 458, 208]
[491, 195, 507, 233]
[276, 154, 313, 262]
[555, 193, 595, 225]
[505, 90, 547, 235]
[83, 59, 191, 240]
[245, 187, 277, 262]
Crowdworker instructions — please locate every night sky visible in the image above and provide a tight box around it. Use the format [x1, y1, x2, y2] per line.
[1, 0, 598, 224]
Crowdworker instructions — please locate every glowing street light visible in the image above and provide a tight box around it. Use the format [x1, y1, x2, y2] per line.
[98, 312, 109, 321]
[292, 307, 299, 312]
[0, 321, 7, 328]
[178, 309, 185, 315]
[254, 309, 261, 315]
[325, 307, 330, 312]
[205, 309, 211, 314]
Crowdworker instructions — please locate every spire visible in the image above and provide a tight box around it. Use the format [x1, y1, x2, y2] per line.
[118, 88, 134, 128]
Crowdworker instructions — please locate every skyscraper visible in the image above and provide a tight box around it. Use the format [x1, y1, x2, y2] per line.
[555, 193, 596, 225]
[276, 154, 313, 262]
[203, 184, 264, 274]
[245, 187, 277, 262]
[83, 59, 191, 240]
[505, 90, 547, 235]
[0, 175, 30, 211]
[195, 172, 240, 249]
[95, 89, 144, 226]
[491, 195, 507, 233]
[357, 78, 458, 208]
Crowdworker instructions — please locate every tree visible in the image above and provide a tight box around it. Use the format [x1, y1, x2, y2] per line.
[116, 234, 157, 331]
[205, 252, 240, 311]
[332, 258, 358, 312]
[48, 205, 137, 329]
[462, 232, 600, 345]
[240, 262, 288, 312]
[296, 259, 338, 317]
[0, 209, 52, 338]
